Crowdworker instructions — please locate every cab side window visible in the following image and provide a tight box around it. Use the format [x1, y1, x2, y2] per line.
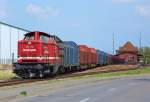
[40, 35, 49, 42]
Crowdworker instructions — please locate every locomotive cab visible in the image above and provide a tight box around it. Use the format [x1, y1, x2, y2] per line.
[18, 32, 42, 63]
[13, 31, 63, 78]
[18, 32, 58, 63]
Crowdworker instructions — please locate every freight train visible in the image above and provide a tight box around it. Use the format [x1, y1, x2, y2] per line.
[13, 31, 124, 79]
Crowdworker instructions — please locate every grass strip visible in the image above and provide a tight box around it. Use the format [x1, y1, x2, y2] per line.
[74, 67, 150, 79]
[0, 70, 17, 80]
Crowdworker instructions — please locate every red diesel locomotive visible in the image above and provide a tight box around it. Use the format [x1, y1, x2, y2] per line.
[13, 31, 64, 78]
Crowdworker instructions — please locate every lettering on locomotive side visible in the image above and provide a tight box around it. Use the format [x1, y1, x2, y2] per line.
[23, 49, 37, 52]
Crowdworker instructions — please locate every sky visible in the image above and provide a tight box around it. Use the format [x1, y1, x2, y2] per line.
[0, 0, 150, 54]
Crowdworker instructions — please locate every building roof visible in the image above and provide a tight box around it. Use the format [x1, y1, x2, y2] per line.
[117, 41, 138, 53]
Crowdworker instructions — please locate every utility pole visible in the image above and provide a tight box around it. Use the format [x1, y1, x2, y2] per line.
[139, 32, 144, 64]
[139, 32, 143, 56]
[9, 27, 11, 61]
[113, 33, 115, 55]
[140, 32, 142, 50]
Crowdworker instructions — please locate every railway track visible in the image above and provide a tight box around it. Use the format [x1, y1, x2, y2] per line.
[0, 65, 138, 87]
[0, 79, 39, 87]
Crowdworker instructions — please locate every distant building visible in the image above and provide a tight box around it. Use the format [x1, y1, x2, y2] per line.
[116, 41, 139, 64]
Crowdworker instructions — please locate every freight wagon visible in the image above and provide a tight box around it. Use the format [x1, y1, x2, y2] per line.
[88, 48, 98, 67]
[97, 50, 107, 65]
[79, 45, 89, 69]
[13, 31, 124, 78]
[62, 41, 79, 72]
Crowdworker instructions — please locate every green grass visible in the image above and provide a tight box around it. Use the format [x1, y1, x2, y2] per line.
[0, 70, 17, 80]
[47, 67, 150, 83]
[76, 67, 150, 79]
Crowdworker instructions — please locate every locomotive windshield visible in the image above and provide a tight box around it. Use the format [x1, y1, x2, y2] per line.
[24, 34, 34, 40]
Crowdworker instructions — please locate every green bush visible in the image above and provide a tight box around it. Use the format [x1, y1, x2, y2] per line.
[20, 91, 27, 96]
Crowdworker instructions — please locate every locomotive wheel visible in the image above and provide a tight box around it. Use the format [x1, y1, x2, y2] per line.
[39, 71, 44, 78]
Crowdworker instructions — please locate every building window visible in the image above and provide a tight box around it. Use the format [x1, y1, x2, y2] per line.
[129, 56, 134, 61]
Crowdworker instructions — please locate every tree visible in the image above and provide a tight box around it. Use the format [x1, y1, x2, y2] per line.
[140, 47, 150, 64]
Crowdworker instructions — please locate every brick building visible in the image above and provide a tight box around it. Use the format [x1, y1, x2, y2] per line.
[116, 41, 139, 64]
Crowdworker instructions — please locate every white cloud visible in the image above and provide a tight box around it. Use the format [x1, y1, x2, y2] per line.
[112, 0, 135, 4]
[136, 5, 150, 16]
[112, 0, 150, 17]
[26, 4, 60, 19]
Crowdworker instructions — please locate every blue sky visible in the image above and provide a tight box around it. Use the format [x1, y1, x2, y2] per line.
[0, 0, 150, 54]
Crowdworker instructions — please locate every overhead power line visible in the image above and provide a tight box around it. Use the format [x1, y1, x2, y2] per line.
[0, 21, 31, 32]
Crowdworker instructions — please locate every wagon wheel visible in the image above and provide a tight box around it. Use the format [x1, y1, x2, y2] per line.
[59, 66, 65, 74]
[52, 66, 59, 75]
